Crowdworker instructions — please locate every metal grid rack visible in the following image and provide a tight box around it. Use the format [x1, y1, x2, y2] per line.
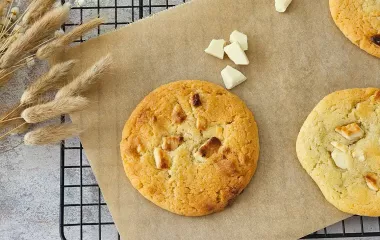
[59, 0, 380, 239]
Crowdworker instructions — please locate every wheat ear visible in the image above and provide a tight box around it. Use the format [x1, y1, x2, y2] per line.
[35, 41, 64, 60]
[0, 0, 9, 18]
[24, 123, 81, 145]
[55, 54, 112, 99]
[20, 60, 77, 105]
[21, 96, 89, 124]
[22, 0, 57, 26]
[0, 3, 71, 68]
[36, 18, 104, 60]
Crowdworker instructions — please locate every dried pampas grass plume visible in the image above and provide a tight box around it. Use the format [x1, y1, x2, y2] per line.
[0, 3, 71, 68]
[22, 0, 57, 26]
[21, 60, 77, 105]
[21, 96, 89, 123]
[37, 18, 104, 60]
[24, 123, 81, 145]
[55, 54, 112, 99]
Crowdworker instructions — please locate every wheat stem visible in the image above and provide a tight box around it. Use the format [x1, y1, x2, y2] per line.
[0, 122, 26, 141]
[0, 116, 22, 124]
[0, 103, 22, 121]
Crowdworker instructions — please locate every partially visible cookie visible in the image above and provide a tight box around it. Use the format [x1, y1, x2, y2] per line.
[329, 0, 380, 58]
[297, 88, 380, 216]
[120, 80, 259, 216]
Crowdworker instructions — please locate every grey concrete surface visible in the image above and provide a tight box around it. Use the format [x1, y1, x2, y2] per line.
[0, 0, 380, 240]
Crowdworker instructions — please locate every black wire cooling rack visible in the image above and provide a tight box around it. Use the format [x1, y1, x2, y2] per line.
[59, 1, 380, 239]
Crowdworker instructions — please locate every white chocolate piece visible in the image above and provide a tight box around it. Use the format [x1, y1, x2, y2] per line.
[204, 39, 226, 60]
[365, 173, 379, 191]
[275, 0, 293, 12]
[352, 149, 366, 162]
[335, 123, 364, 141]
[224, 42, 249, 65]
[230, 30, 248, 51]
[221, 65, 247, 89]
[203, 125, 224, 140]
[153, 148, 170, 169]
[331, 149, 350, 169]
[330, 141, 348, 153]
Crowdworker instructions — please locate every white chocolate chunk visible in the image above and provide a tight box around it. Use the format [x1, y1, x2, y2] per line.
[275, 0, 293, 12]
[365, 173, 379, 191]
[352, 149, 366, 162]
[153, 148, 170, 169]
[335, 123, 364, 141]
[331, 149, 350, 169]
[221, 65, 247, 89]
[330, 141, 348, 153]
[224, 42, 249, 65]
[203, 125, 224, 140]
[230, 30, 248, 51]
[162, 136, 183, 151]
[196, 116, 207, 131]
[204, 39, 226, 60]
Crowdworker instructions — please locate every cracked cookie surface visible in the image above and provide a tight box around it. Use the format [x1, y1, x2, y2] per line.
[329, 0, 380, 58]
[120, 80, 259, 216]
[296, 88, 380, 216]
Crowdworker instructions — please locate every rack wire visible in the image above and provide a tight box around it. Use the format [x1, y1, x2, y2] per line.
[59, 0, 380, 239]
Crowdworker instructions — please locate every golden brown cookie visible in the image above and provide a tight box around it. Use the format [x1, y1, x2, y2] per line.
[297, 88, 380, 216]
[120, 80, 259, 216]
[329, 0, 380, 58]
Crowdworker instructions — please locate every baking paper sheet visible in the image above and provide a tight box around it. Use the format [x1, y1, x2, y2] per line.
[60, 0, 380, 238]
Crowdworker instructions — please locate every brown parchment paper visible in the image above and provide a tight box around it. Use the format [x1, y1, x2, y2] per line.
[60, 0, 380, 239]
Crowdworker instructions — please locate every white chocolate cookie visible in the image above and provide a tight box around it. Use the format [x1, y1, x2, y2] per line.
[297, 88, 380, 216]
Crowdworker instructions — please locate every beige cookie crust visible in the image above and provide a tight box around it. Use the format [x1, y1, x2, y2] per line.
[120, 80, 259, 216]
[297, 88, 380, 216]
[329, 0, 380, 58]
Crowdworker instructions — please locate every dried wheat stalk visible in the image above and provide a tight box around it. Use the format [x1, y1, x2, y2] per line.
[37, 18, 104, 59]
[20, 60, 77, 104]
[24, 123, 81, 145]
[55, 54, 112, 99]
[22, 0, 56, 26]
[0, 103, 26, 130]
[21, 96, 89, 123]
[0, 68, 14, 86]
[0, 1, 112, 145]
[0, 3, 70, 68]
